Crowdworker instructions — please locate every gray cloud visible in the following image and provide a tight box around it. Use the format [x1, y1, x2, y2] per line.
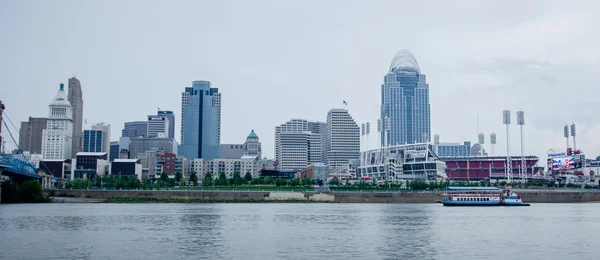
[1, 0, 598, 160]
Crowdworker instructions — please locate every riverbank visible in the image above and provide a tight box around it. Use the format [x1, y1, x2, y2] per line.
[43, 189, 600, 203]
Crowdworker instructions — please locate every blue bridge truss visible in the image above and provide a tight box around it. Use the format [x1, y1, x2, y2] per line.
[0, 154, 41, 179]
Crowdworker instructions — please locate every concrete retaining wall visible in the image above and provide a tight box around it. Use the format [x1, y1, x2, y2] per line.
[43, 189, 600, 203]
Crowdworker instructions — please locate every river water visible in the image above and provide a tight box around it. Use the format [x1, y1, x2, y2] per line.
[0, 203, 598, 260]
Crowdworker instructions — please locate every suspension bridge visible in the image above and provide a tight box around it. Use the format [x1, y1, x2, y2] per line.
[0, 100, 41, 181]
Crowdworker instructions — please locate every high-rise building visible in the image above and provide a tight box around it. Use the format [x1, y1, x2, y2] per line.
[82, 130, 104, 153]
[129, 137, 176, 159]
[308, 122, 327, 164]
[122, 121, 148, 138]
[221, 144, 245, 159]
[91, 122, 110, 159]
[275, 119, 322, 171]
[42, 83, 73, 160]
[68, 77, 83, 158]
[109, 141, 119, 162]
[19, 117, 48, 154]
[326, 109, 360, 170]
[147, 115, 169, 138]
[243, 130, 262, 158]
[178, 80, 221, 159]
[436, 141, 472, 157]
[381, 49, 430, 146]
[157, 110, 175, 139]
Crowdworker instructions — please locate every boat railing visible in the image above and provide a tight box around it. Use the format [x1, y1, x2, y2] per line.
[445, 194, 499, 197]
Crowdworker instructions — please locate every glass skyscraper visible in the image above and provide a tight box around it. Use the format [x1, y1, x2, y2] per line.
[178, 80, 221, 160]
[381, 49, 430, 146]
[83, 130, 104, 153]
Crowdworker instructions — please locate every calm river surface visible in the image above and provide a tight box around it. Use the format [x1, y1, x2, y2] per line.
[1, 203, 599, 260]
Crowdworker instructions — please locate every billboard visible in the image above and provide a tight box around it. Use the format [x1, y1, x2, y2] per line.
[552, 156, 575, 170]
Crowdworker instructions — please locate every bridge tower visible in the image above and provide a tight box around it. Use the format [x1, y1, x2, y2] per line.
[0, 100, 4, 203]
[0, 100, 4, 153]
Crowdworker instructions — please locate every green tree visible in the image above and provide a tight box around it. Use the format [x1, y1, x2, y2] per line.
[175, 172, 183, 182]
[233, 172, 243, 186]
[329, 179, 339, 185]
[141, 177, 150, 190]
[244, 172, 252, 183]
[275, 177, 285, 186]
[264, 176, 274, 185]
[94, 176, 102, 187]
[429, 181, 438, 190]
[345, 178, 350, 186]
[305, 178, 314, 185]
[384, 180, 389, 188]
[189, 172, 199, 186]
[18, 180, 45, 202]
[128, 177, 140, 189]
[179, 178, 186, 186]
[217, 173, 228, 186]
[316, 179, 324, 186]
[160, 172, 169, 185]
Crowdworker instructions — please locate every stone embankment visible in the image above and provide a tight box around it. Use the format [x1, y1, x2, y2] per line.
[43, 189, 600, 203]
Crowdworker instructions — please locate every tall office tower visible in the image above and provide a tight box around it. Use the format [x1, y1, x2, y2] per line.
[157, 110, 175, 139]
[68, 77, 83, 158]
[109, 141, 119, 162]
[91, 122, 111, 159]
[42, 83, 73, 160]
[380, 49, 430, 146]
[122, 121, 148, 138]
[178, 80, 221, 159]
[308, 121, 327, 164]
[19, 117, 48, 154]
[326, 109, 360, 170]
[275, 119, 322, 171]
[82, 130, 104, 153]
[243, 130, 262, 158]
[147, 115, 169, 138]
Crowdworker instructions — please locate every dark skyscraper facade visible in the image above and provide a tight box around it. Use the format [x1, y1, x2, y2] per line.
[157, 110, 175, 139]
[122, 121, 148, 138]
[19, 117, 48, 154]
[68, 77, 83, 158]
[380, 50, 430, 146]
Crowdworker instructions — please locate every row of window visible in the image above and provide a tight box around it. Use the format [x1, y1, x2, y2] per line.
[457, 197, 491, 202]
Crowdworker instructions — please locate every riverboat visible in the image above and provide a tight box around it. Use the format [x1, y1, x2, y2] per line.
[441, 187, 530, 206]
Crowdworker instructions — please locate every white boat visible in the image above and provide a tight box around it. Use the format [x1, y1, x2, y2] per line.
[440, 187, 530, 206]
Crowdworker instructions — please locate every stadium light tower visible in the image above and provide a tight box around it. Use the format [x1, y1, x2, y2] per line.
[570, 123, 576, 152]
[366, 122, 371, 151]
[517, 111, 526, 181]
[503, 110, 512, 182]
[361, 123, 366, 152]
[490, 133, 497, 156]
[564, 125, 569, 152]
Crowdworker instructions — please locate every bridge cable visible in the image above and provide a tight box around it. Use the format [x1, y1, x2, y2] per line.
[2, 111, 52, 177]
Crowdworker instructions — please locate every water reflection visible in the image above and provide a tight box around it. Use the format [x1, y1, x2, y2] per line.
[1, 203, 600, 260]
[375, 205, 437, 260]
[175, 205, 225, 258]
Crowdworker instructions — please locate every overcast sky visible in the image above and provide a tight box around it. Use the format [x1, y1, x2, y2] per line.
[1, 0, 599, 161]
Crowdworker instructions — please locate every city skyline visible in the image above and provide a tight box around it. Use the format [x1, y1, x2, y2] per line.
[2, 1, 600, 161]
